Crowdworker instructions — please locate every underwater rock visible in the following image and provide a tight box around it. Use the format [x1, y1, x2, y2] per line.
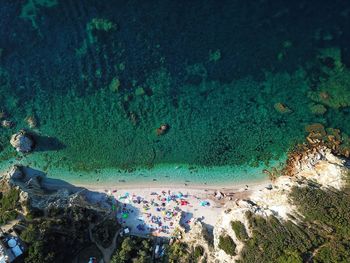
[87, 18, 117, 32]
[305, 123, 326, 138]
[135, 87, 145, 96]
[10, 130, 34, 153]
[317, 47, 343, 71]
[274, 102, 292, 114]
[156, 124, 170, 136]
[1, 120, 14, 128]
[129, 112, 138, 126]
[25, 115, 38, 128]
[123, 94, 133, 102]
[209, 49, 221, 62]
[20, 0, 58, 31]
[0, 110, 7, 119]
[86, 18, 117, 44]
[109, 77, 120, 92]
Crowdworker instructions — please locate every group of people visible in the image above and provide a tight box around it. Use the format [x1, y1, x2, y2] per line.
[112, 190, 210, 236]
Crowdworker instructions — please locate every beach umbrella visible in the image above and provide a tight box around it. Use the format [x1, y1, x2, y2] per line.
[7, 238, 17, 248]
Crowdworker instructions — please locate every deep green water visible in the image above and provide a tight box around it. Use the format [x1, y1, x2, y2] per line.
[0, 0, 350, 184]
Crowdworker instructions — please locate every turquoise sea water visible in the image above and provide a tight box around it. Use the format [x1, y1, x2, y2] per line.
[0, 0, 350, 185]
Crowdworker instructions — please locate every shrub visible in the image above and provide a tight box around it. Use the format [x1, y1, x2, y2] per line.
[218, 235, 236, 256]
[111, 236, 153, 263]
[0, 188, 20, 224]
[231, 221, 249, 241]
[194, 245, 204, 259]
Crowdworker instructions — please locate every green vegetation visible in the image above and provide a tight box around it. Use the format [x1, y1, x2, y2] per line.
[164, 241, 192, 263]
[237, 182, 350, 263]
[218, 235, 236, 256]
[290, 185, 350, 262]
[20, 224, 55, 263]
[111, 237, 153, 263]
[231, 221, 249, 241]
[194, 245, 204, 260]
[92, 218, 119, 248]
[290, 184, 350, 237]
[20, 206, 107, 263]
[0, 188, 20, 224]
[239, 212, 320, 263]
[111, 239, 204, 263]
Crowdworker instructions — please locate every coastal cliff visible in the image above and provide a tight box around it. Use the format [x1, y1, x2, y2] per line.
[0, 166, 119, 263]
[210, 145, 349, 263]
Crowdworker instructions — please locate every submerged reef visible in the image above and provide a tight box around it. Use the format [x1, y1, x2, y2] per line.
[2, 49, 350, 171]
[2, 0, 350, 174]
[308, 68, 350, 109]
[20, 0, 58, 31]
[86, 18, 117, 44]
[308, 47, 350, 109]
[76, 17, 117, 57]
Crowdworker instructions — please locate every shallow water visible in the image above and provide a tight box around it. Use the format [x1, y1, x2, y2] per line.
[0, 0, 349, 184]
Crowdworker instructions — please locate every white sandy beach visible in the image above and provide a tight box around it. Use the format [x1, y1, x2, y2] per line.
[0, 161, 271, 239]
[73, 180, 271, 238]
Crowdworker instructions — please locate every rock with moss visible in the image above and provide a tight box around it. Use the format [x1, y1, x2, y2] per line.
[309, 103, 327, 115]
[274, 102, 292, 114]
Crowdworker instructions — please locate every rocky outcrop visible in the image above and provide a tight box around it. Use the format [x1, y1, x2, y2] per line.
[10, 130, 34, 153]
[0, 165, 118, 263]
[185, 219, 215, 262]
[5, 165, 24, 182]
[1, 165, 112, 218]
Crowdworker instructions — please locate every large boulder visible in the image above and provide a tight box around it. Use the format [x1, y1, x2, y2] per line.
[10, 130, 34, 153]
